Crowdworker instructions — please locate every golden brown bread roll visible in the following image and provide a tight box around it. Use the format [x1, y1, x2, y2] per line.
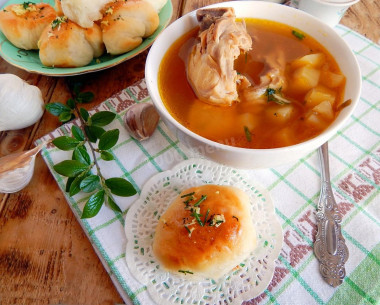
[38, 16, 105, 68]
[153, 184, 256, 280]
[0, 3, 56, 50]
[60, 0, 110, 28]
[100, 0, 159, 55]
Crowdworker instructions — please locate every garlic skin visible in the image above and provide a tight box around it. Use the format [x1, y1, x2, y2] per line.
[124, 103, 160, 141]
[0, 142, 45, 193]
[0, 74, 44, 132]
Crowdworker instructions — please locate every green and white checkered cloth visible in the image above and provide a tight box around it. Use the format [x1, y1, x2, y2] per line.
[38, 24, 380, 305]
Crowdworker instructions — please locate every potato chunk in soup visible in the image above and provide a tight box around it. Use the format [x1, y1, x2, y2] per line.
[158, 18, 346, 149]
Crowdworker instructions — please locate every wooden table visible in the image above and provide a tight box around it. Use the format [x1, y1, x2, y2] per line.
[0, 0, 379, 304]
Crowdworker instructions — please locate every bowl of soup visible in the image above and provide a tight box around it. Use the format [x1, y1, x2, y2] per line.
[145, 1, 361, 169]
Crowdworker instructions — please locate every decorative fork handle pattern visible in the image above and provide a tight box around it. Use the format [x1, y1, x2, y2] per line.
[314, 143, 349, 287]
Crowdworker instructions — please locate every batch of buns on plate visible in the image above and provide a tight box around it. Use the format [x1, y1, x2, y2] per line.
[0, 0, 167, 67]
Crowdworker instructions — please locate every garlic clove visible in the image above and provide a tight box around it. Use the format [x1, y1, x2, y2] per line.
[0, 142, 45, 193]
[124, 103, 160, 141]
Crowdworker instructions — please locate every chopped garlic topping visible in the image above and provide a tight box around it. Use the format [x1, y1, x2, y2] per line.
[101, 20, 109, 27]
[12, 4, 37, 16]
[210, 214, 225, 227]
[105, 7, 113, 15]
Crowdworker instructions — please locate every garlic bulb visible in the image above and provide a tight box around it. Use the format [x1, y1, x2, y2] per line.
[0, 74, 44, 132]
[0, 142, 45, 193]
[124, 103, 160, 141]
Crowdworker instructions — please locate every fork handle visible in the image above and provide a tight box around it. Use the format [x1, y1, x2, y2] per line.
[314, 142, 349, 287]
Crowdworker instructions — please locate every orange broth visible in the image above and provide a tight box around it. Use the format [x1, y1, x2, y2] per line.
[158, 19, 346, 149]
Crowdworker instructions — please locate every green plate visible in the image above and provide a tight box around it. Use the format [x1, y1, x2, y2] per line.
[0, 0, 173, 76]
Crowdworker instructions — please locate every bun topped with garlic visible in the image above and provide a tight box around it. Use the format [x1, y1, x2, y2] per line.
[0, 3, 56, 50]
[60, 0, 110, 28]
[38, 16, 105, 68]
[153, 184, 256, 280]
[100, 0, 159, 55]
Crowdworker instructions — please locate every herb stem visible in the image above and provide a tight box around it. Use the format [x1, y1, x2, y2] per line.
[194, 195, 207, 207]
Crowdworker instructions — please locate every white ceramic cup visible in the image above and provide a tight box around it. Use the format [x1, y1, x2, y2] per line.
[294, 0, 360, 27]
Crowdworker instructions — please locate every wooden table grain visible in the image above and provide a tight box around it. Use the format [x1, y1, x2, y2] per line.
[0, 0, 378, 304]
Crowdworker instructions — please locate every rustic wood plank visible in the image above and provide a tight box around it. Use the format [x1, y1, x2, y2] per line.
[341, 0, 380, 44]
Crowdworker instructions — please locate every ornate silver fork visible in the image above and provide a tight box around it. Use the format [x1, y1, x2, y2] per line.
[314, 142, 349, 287]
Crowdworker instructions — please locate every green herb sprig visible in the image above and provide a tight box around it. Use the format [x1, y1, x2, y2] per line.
[292, 30, 305, 40]
[46, 82, 136, 218]
[22, 2, 33, 9]
[264, 87, 291, 105]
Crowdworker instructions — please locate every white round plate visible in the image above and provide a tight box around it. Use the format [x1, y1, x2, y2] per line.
[125, 158, 283, 305]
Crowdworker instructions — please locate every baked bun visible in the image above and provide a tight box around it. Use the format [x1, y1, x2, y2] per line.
[153, 185, 256, 280]
[60, 0, 110, 28]
[38, 17, 105, 67]
[101, 0, 159, 55]
[0, 3, 56, 50]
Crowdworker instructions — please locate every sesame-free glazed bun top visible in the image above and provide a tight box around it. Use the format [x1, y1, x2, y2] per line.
[0, 3, 56, 50]
[153, 184, 256, 280]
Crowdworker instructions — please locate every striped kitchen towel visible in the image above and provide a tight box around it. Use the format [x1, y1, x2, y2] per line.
[38, 24, 380, 305]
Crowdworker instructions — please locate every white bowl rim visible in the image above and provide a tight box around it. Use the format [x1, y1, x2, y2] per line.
[146, 0, 362, 156]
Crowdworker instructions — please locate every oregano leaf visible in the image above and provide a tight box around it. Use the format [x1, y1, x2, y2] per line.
[84, 126, 97, 143]
[80, 175, 100, 193]
[107, 195, 122, 213]
[98, 129, 119, 150]
[105, 177, 136, 197]
[77, 92, 95, 103]
[73, 146, 91, 165]
[72, 125, 84, 141]
[69, 175, 85, 196]
[59, 111, 72, 122]
[100, 151, 114, 161]
[53, 160, 88, 177]
[88, 125, 106, 139]
[81, 190, 105, 218]
[80, 108, 90, 122]
[53, 136, 80, 151]
[46, 102, 70, 116]
[91, 111, 116, 127]
[65, 177, 75, 192]
[67, 98, 76, 109]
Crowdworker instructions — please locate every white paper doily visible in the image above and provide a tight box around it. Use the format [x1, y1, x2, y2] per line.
[124, 158, 283, 305]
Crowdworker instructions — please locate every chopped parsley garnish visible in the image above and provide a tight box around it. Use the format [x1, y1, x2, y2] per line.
[184, 225, 191, 234]
[51, 16, 67, 30]
[244, 126, 252, 142]
[181, 192, 195, 198]
[203, 209, 210, 226]
[23, 2, 33, 9]
[190, 207, 203, 226]
[178, 270, 194, 274]
[193, 195, 207, 207]
[292, 30, 305, 40]
[209, 214, 225, 227]
[264, 87, 291, 105]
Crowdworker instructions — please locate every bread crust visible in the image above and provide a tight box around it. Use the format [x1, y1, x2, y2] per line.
[38, 18, 104, 67]
[101, 0, 159, 55]
[153, 185, 256, 279]
[0, 3, 56, 50]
